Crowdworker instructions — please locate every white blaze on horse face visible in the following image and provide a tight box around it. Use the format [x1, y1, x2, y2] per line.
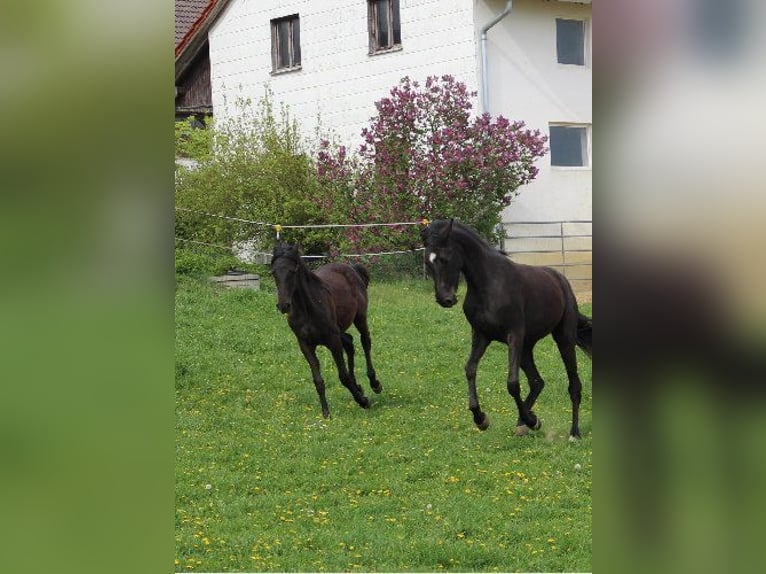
[428, 252, 437, 264]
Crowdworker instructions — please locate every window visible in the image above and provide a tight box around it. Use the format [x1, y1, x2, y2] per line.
[556, 18, 585, 66]
[549, 125, 590, 167]
[368, 0, 401, 53]
[271, 14, 301, 72]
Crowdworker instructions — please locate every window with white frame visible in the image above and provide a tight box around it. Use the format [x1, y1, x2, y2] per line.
[549, 124, 590, 167]
[368, 0, 401, 54]
[556, 18, 585, 66]
[271, 14, 301, 72]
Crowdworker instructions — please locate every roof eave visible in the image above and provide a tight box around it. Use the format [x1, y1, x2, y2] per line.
[175, 0, 231, 83]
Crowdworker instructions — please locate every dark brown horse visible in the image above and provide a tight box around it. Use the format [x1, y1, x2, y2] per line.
[422, 219, 592, 439]
[270, 244, 382, 418]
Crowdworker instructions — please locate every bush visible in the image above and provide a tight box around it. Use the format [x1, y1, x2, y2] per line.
[175, 89, 343, 257]
[174, 245, 241, 277]
[175, 77, 547, 279]
[175, 115, 212, 161]
[318, 75, 549, 245]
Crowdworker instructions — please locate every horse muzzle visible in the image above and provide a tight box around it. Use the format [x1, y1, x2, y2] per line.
[436, 293, 458, 308]
[276, 301, 291, 314]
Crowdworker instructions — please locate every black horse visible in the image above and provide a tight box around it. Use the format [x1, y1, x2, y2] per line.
[422, 219, 592, 439]
[270, 244, 382, 418]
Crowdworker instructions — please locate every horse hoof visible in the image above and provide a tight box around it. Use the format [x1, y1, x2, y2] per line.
[477, 415, 490, 431]
[360, 397, 371, 409]
[569, 434, 581, 442]
[533, 418, 542, 431]
[372, 382, 383, 394]
[515, 424, 530, 436]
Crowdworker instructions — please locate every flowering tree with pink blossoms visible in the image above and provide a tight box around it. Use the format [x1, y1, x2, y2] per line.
[317, 75, 548, 250]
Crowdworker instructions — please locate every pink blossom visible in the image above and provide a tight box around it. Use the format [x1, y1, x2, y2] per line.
[314, 75, 548, 248]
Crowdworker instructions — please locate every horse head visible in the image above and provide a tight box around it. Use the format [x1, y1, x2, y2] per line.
[422, 218, 461, 308]
[271, 243, 302, 314]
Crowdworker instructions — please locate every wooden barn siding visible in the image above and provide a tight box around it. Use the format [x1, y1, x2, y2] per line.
[177, 47, 212, 111]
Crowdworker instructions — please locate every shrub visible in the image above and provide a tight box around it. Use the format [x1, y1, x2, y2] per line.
[317, 75, 549, 246]
[175, 89, 342, 257]
[174, 245, 241, 277]
[175, 115, 212, 161]
[175, 77, 547, 280]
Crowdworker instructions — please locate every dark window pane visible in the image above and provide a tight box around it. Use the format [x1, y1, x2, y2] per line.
[278, 20, 290, 67]
[556, 18, 585, 65]
[270, 22, 277, 69]
[376, 0, 389, 48]
[550, 126, 587, 166]
[292, 18, 301, 65]
[694, 0, 745, 62]
[392, 0, 401, 45]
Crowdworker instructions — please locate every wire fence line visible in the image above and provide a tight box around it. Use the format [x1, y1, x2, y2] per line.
[176, 210, 591, 281]
[175, 207, 428, 231]
[175, 237, 424, 261]
[175, 208, 429, 260]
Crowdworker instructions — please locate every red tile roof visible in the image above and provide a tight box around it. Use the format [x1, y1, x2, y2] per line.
[176, 0, 214, 54]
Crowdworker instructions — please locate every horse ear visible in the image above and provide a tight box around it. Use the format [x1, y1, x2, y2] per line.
[446, 218, 454, 238]
[291, 243, 303, 269]
[272, 242, 286, 261]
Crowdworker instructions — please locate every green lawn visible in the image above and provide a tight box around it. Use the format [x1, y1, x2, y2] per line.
[175, 276, 592, 572]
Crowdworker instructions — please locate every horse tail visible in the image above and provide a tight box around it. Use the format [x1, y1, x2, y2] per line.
[351, 263, 370, 288]
[576, 312, 592, 358]
[548, 267, 592, 358]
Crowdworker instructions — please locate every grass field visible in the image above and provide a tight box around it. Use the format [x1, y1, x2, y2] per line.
[175, 274, 592, 572]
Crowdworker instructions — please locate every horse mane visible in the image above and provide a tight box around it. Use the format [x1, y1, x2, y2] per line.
[272, 243, 326, 294]
[271, 243, 308, 264]
[430, 219, 505, 256]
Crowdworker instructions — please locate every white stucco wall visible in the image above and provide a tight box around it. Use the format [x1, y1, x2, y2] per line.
[208, 0, 591, 225]
[477, 0, 592, 222]
[209, 0, 478, 147]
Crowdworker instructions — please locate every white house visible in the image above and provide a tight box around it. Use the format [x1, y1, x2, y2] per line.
[196, 0, 591, 295]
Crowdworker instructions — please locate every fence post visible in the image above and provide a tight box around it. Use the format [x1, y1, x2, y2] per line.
[561, 222, 566, 278]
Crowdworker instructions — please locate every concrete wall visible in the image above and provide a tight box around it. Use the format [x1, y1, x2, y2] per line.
[476, 0, 592, 224]
[209, 0, 478, 146]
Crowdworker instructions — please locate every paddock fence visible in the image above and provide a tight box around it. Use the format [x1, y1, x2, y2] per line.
[500, 220, 592, 302]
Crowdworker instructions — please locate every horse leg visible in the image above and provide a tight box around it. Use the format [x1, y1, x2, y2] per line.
[340, 332, 357, 385]
[507, 331, 540, 430]
[553, 332, 583, 440]
[328, 336, 370, 409]
[466, 329, 491, 430]
[297, 339, 331, 418]
[515, 347, 545, 435]
[354, 315, 382, 394]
